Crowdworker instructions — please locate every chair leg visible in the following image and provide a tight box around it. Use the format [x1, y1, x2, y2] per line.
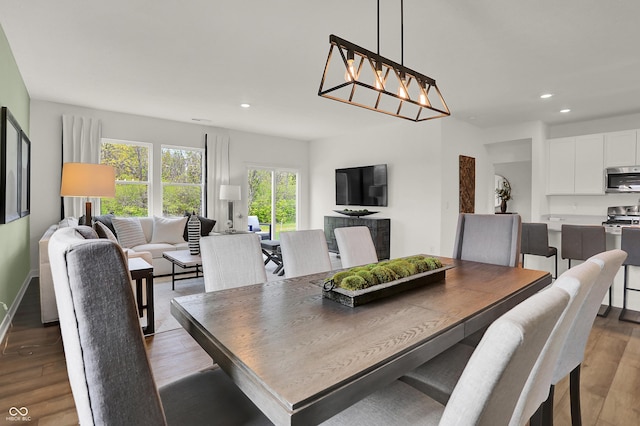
[541, 384, 555, 426]
[570, 365, 582, 426]
[554, 253, 558, 279]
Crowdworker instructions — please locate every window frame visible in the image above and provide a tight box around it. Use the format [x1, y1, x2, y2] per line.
[160, 144, 205, 216]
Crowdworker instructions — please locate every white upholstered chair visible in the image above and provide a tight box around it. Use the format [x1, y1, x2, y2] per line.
[48, 227, 271, 425]
[321, 286, 569, 425]
[541, 249, 627, 424]
[453, 213, 521, 267]
[279, 229, 332, 278]
[334, 226, 378, 268]
[199, 233, 267, 292]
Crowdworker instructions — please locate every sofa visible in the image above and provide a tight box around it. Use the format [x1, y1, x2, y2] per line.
[38, 214, 215, 324]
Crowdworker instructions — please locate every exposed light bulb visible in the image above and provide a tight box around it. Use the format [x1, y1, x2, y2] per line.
[374, 63, 384, 90]
[419, 92, 428, 105]
[344, 51, 356, 82]
[397, 74, 408, 99]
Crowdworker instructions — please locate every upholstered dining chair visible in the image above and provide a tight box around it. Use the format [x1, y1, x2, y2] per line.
[521, 222, 558, 278]
[334, 226, 378, 268]
[453, 213, 521, 267]
[48, 226, 271, 425]
[541, 249, 627, 425]
[399, 259, 601, 425]
[321, 285, 569, 425]
[279, 229, 332, 278]
[200, 233, 267, 292]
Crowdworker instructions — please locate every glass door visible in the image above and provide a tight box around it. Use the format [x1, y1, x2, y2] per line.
[248, 167, 297, 240]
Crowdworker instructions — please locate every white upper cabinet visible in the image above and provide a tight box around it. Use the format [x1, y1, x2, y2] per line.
[604, 130, 638, 167]
[547, 134, 604, 195]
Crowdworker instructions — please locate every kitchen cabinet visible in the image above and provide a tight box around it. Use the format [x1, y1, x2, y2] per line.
[604, 130, 638, 167]
[547, 135, 604, 195]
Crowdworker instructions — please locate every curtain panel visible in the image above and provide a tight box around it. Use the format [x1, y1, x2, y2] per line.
[206, 133, 230, 232]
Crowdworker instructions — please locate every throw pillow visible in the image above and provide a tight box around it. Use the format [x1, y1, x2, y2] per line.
[151, 216, 188, 244]
[78, 213, 117, 235]
[112, 217, 147, 248]
[93, 221, 118, 243]
[182, 214, 217, 241]
[58, 217, 79, 228]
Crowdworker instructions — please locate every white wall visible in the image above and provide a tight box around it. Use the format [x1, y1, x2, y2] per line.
[29, 100, 308, 272]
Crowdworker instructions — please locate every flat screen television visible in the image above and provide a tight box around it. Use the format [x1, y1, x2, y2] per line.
[336, 164, 388, 207]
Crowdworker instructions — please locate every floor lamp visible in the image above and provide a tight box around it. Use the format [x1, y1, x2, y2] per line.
[219, 184, 241, 232]
[60, 163, 116, 225]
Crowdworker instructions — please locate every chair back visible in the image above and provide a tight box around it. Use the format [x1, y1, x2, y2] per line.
[551, 249, 627, 384]
[561, 224, 606, 261]
[452, 213, 521, 267]
[48, 227, 166, 425]
[280, 229, 332, 278]
[440, 286, 569, 425]
[510, 260, 601, 424]
[334, 226, 378, 268]
[521, 223, 551, 256]
[200, 233, 267, 292]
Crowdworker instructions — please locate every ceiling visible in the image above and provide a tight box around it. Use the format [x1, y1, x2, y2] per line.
[1, 0, 640, 141]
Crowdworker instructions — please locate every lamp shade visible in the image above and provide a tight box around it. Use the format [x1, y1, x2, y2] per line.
[60, 163, 116, 197]
[219, 184, 241, 201]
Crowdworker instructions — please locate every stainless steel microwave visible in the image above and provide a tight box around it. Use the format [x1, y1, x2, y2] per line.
[605, 166, 640, 193]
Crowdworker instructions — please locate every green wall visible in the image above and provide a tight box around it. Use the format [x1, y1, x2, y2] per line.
[0, 23, 31, 325]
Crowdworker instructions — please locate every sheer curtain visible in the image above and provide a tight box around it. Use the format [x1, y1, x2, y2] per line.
[61, 115, 102, 219]
[206, 132, 230, 232]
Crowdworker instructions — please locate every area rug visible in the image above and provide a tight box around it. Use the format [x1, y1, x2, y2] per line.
[153, 276, 205, 333]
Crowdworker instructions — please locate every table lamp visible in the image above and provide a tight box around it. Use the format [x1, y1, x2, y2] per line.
[219, 184, 241, 230]
[61, 163, 116, 226]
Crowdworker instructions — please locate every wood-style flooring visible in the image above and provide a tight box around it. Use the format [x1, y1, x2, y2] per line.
[1, 278, 639, 425]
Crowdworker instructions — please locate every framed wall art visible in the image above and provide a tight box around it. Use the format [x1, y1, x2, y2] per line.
[1, 106, 30, 224]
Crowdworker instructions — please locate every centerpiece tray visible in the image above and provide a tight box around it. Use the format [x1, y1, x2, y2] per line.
[321, 256, 453, 307]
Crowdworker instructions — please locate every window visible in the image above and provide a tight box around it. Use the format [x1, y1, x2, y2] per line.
[100, 139, 151, 216]
[247, 167, 298, 239]
[161, 146, 204, 216]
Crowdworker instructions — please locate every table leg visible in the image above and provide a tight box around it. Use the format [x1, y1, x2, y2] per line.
[136, 278, 143, 317]
[145, 271, 154, 335]
[171, 262, 176, 291]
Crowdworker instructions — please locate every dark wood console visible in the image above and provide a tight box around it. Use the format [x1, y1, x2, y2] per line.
[324, 216, 391, 260]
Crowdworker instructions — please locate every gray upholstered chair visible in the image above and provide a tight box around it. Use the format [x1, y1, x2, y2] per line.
[247, 215, 271, 240]
[334, 226, 378, 268]
[321, 286, 569, 425]
[453, 213, 521, 267]
[521, 222, 558, 278]
[399, 259, 601, 425]
[620, 227, 640, 323]
[541, 249, 627, 425]
[280, 229, 332, 278]
[561, 224, 609, 316]
[200, 233, 267, 292]
[48, 227, 271, 425]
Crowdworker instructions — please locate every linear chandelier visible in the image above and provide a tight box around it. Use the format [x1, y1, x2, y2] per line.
[318, 0, 450, 122]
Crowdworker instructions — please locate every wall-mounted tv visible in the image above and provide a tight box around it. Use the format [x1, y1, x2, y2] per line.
[336, 164, 388, 207]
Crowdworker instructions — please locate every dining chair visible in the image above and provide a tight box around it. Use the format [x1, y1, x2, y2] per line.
[279, 229, 332, 278]
[321, 285, 569, 425]
[521, 222, 558, 278]
[561, 224, 609, 316]
[541, 249, 627, 425]
[48, 227, 271, 425]
[399, 260, 601, 425]
[199, 233, 267, 292]
[452, 213, 521, 267]
[619, 227, 640, 323]
[334, 226, 378, 268]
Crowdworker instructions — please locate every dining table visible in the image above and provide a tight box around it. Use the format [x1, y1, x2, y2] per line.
[170, 255, 552, 425]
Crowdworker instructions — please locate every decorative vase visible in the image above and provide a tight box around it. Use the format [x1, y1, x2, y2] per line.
[500, 199, 507, 213]
[188, 213, 201, 255]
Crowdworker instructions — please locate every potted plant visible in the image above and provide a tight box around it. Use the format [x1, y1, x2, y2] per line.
[496, 179, 512, 213]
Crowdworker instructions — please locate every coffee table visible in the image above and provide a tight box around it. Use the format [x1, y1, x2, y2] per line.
[162, 250, 202, 290]
[128, 257, 154, 335]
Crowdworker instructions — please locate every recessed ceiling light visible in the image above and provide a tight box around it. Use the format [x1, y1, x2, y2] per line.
[240, 103, 251, 108]
[560, 109, 571, 113]
[540, 93, 553, 99]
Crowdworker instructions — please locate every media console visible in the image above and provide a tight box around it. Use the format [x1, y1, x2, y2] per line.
[324, 215, 391, 260]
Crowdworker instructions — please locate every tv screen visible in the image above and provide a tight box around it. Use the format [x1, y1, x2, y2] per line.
[336, 164, 388, 207]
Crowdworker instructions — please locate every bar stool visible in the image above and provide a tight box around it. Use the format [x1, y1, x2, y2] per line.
[561, 224, 610, 316]
[620, 227, 640, 323]
[521, 223, 558, 279]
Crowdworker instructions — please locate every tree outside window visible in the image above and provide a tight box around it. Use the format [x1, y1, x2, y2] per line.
[161, 146, 203, 216]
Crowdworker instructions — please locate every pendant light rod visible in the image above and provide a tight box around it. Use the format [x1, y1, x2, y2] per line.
[401, 0, 404, 66]
[377, 0, 380, 55]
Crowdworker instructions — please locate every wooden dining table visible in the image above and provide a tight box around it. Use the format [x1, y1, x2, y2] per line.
[170, 255, 551, 425]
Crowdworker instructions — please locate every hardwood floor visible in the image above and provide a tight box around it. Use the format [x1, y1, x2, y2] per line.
[1, 278, 639, 425]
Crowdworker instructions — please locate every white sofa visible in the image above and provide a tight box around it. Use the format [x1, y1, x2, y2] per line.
[38, 216, 194, 324]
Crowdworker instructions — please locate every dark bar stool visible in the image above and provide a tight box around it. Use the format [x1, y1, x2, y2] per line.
[561, 224, 610, 316]
[521, 223, 558, 279]
[620, 227, 640, 323]
[261, 239, 284, 275]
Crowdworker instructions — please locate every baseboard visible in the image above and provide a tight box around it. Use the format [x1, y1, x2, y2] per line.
[0, 271, 34, 343]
